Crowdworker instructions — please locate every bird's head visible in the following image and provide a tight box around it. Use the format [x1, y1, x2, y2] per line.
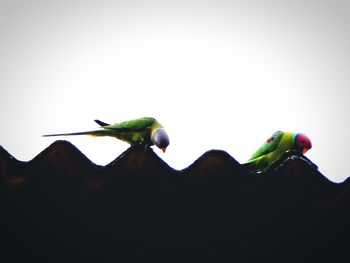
[151, 128, 170, 153]
[294, 133, 312, 154]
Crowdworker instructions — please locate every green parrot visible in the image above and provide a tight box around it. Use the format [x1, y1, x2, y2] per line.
[244, 131, 312, 173]
[44, 117, 170, 152]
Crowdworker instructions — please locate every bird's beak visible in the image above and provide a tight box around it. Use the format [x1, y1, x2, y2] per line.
[161, 148, 166, 153]
[303, 147, 309, 154]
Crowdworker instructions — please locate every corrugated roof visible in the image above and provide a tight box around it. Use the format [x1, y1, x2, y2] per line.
[1, 141, 349, 260]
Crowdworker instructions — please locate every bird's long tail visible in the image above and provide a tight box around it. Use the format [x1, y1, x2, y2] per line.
[43, 130, 107, 137]
[44, 119, 113, 137]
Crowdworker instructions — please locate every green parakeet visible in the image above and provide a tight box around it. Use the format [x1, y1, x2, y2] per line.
[244, 131, 312, 173]
[44, 117, 170, 152]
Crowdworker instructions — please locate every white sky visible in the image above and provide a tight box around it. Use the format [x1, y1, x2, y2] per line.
[0, 0, 349, 182]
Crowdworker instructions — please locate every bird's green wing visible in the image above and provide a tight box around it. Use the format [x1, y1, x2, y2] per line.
[104, 117, 157, 131]
[95, 119, 110, 127]
[248, 131, 284, 161]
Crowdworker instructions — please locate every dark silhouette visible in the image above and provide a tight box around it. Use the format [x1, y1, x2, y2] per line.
[0, 141, 349, 261]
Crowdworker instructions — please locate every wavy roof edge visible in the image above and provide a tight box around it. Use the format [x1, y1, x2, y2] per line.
[0, 140, 335, 182]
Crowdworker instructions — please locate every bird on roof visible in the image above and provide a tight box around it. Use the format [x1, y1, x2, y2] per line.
[44, 117, 169, 152]
[244, 131, 312, 173]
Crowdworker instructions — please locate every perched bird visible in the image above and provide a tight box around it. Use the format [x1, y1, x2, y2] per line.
[244, 131, 312, 173]
[44, 117, 170, 152]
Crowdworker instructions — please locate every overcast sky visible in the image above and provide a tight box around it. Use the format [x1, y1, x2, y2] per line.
[0, 0, 349, 182]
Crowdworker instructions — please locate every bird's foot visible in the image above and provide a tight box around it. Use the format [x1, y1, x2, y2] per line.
[135, 141, 150, 152]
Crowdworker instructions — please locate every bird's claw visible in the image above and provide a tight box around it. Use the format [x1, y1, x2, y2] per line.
[136, 141, 150, 152]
